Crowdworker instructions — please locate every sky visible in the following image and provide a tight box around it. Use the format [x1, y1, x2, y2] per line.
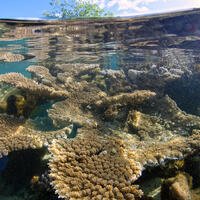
[0, 0, 200, 19]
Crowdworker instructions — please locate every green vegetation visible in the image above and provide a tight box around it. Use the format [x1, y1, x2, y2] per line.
[44, 0, 113, 19]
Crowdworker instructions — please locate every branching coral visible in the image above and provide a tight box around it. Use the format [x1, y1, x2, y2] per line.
[0, 52, 24, 62]
[49, 130, 143, 200]
[49, 128, 200, 200]
[95, 90, 156, 108]
[0, 72, 68, 100]
[1, 63, 200, 200]
[124, 133, 200, 167]
[27, 65, 55, 82]
[0, 113, 71, 157]
[55, 63, 100, 78]
[126, 95, 200, 140]
[0, 114, 42, 157]
[27, 65, 60, 89]
[48, 99, 97, 128]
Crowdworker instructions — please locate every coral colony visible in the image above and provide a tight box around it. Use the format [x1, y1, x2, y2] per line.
[0, 63, 199, 199]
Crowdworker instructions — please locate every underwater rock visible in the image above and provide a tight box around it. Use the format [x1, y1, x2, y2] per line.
[0, 52, 24, 62]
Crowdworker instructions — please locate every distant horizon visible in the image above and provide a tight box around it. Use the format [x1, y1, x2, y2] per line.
[0, 0, 200, 19]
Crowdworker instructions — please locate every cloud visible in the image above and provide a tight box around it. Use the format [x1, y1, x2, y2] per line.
[91, 0, 200, 17]
[107, 0, 157, 12]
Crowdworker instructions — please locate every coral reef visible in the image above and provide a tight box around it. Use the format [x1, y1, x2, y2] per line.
[0, 113, 71, 157]
[0, 73, 68, 100]
[0, 63, 200, 199]
[95, 90, 156, 108]
[49, 129, 143, 200]
[49, 128, 200, 199]
[27, 65, 59, 89]
[0, 52, 24, 62]
[125, 95, 200, 140]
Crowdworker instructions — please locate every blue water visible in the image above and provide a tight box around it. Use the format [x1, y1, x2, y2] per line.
[0, 61, 32, 77]
[0, 38, 27, 48]
[0, 38, 35, 77]
[102, 53, 121, 70]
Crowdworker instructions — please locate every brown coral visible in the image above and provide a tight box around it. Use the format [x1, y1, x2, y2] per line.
[55, 63, 100, 78]
[95, 90, 156, 108]
[0, 52, 24, 62]
[48, 100, 97, 128]
[49, 129, 143, 200]
[0, 72, 68, 100]
[125, 133, 200, 167]
[126, 95, 200, 140]
[27, 65, 58, 88]
[0, 113, 71, 157]
[49, 128, 200, 200]
[2, 64, 200, 200]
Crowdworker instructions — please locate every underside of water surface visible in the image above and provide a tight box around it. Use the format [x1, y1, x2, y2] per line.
[0, 8, 200, 200]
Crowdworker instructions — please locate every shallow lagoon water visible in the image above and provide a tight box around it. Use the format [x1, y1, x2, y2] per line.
[0, 9, 200, 200]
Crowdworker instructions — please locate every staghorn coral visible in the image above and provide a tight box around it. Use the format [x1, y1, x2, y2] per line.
[48, 99, 97, 128]
[27, 65, 55, 82]
[0, 114, 24, 138]
[49, 129, 143, 200]
[54, 63, 132, 95]
[0, 114, 41, 157]
[5, 64, 200, 199]
[55, 63, 100, 78]
[0, 73, 68, 100]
